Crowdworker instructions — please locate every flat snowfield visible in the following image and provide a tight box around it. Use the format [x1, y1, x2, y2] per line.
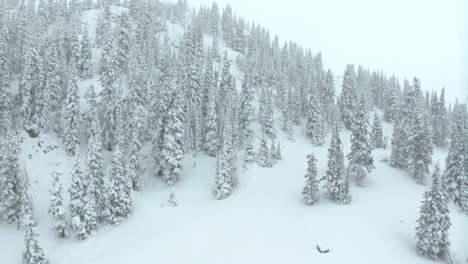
[1, 121, 467, 264]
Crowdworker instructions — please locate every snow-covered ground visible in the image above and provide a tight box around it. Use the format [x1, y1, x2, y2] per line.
[1, 111, 467, 264]
[1, 5, 467, 264]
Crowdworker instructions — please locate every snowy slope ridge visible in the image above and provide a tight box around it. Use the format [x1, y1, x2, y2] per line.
[0, 1, 467, 264]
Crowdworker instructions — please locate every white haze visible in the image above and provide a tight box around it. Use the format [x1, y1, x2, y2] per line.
[177, 0, 467, 104]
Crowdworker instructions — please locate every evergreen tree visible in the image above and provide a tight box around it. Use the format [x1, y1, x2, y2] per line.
[224, 106, 239, 186]
[20, 34, 44, 126]
[69, 24, 81, 66]
[84, 86, 105, 219]
[95, 3, 112, 47]
[23, 226, 49, 264]
[273, 142, 282, 161]
[0, 28, 11, 134]
[129, 113, 143, 191]
[214, 149, 232, 200]
[257, 132, 272, 168]
[340, 64, 358, 130]
[302, 153, 320, 205]
[444, 105, 468, 212]
[0, 135, 22, 223]
[383, 85, 400, 123]
[160, 91, 185, 186]
[69, 157, 87, 240]
[416, 164, 451, 260]
[168, 188, 178, 207]
[107, 131, 132, 224]
[408, 110, 433, 185]
[99, 31, 119, 151]
[243, 142, 255, 166]
[238, 77, 254, 148]
[325, 129, 351, 204]
[17, 167, 36, 230]
[78, 24, 93, 79]
[259, 89, 276, 140]
[305, 92, 326, 146]
[214, 108, 237, 199]
[44, 40, 64, 134]
[371, 113, 385, 149]
[211, 34, 220, 62]
[48, 170, 69, 238]
[116, 12, 131, 73]
[390, 119, 410, 169]
[204, 87, 219, 157]
[347, 99, 374, 186]
[64, 68, 80, 156]
[432, 88, 449, 148]
[321, 69, 335, 127]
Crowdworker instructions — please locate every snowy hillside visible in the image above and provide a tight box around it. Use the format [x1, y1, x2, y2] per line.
[0, 1, 467, 264]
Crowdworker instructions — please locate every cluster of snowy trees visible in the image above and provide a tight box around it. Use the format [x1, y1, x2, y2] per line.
[0, 0, 467, 263]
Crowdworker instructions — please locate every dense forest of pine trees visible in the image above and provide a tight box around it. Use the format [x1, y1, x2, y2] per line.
[0, 0, 466, 263]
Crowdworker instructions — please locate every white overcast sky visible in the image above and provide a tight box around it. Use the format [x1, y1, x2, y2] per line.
[174, 0, 467, 103]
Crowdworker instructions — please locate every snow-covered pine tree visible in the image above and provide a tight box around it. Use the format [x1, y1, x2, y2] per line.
[129, 113, 143, 191]
[0, 28, 11, 134]
[243, 142, 255, 166]
[48, 170, 69, 238]
[408, 109, 433, 185]
[390, 118, 410, 169]
[116, 12, 131, 73]
[340, 64, 358, 130]
[347, 99, 374, 186]
[416, 164, 451, 260]
[23, 226, 49, 264]
[107, 105, 132, 225]
[221, 5, 235, 49]
[371, 113, 385, 149]
[152, 61, 175, 177]
[214, 149, 232, 200]
[238, 77, 254, 149]
[44, 40, 64, 134]
[211, 33, 220, 62]
[281, 87, 294, 141]
[17, 166, 36, 230]
[432, 88, 449, 148]
[261, 90, 276, 140]
[270, 140, 279, 164]
[160, 90, 185, 186]
[69, 157, 88, 240]
[95, 2, 112, 47]
[325, 129, 351, 204]
[64, 68, 80, 156]
[20, 33, 43, 127]
[69, 23, 81, 67]
[383, 83, 400, 123]
[321, 69, 335, 128]
[257, 131, 272, 168]
[302, 153, 320, 205]
[82, 164, 99, 236]
[444, 105, 468, 212]
[306, 92, 326, 146]
[168, 188, 178, 207]
[204, 85, 219, 157]
[78, 24, 93, 79]
[273, 142, 282, 161]
[99, 29, 119, 151]
[0, 135, 22, 224]
[84, 86, 105, 220]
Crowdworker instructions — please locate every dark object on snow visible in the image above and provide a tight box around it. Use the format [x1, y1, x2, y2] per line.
[316, 245, 330, 254]
[24, 124, 40, 138]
